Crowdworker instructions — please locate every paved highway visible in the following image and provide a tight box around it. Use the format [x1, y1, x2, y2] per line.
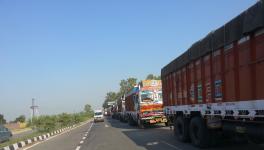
[24, 117, 263, 150]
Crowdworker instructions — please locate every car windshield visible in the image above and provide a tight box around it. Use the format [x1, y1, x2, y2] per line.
[95, 112, 102, 116]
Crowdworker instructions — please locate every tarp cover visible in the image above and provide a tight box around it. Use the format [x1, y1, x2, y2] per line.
[212, 26, 225, 50]
[199, 32, 213, 56]
[189, 41, 201, 61]
[243, 1, 264, 34]
[225, 13, 244, 44]
[161, 1, 264, 78]
[174, 51, 189, 71]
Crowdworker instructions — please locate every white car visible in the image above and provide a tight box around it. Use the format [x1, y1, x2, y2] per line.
[94, 110, 104, 123]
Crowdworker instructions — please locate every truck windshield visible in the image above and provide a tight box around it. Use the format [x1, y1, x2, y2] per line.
[141, 91, 154, 101]
[141, 91, 163, 102]
[95, 112, 102, 116]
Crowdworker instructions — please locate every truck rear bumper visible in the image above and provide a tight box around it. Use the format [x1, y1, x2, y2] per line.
[149, 118, 167, 124]
[142, 117, 167, 124]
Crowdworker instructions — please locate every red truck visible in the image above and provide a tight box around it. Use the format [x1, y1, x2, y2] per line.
[161, 1, 264, 148]
[116, 96, 126, 122]
[125, 80, 167, 128]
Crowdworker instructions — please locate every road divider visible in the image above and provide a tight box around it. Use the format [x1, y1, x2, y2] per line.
[0, 120, 92, 150]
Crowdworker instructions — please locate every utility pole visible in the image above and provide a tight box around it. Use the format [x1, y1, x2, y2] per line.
[30, 98, 39, 123]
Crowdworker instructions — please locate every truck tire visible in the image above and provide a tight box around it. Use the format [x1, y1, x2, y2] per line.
[137, 119, 145, 129]
[128, 117, 136, 126]
[128, 117, 133, 126]
[174, 116, 190, 142]
[189, 116, 211, 148]
[165, 117, 171, 126]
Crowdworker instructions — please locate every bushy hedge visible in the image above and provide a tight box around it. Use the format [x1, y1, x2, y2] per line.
[28, 112, 92, 133]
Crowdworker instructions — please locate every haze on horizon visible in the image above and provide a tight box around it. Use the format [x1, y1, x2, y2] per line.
[0, 0, 257, 121]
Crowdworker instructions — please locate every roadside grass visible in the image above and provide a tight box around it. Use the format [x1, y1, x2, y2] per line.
[0, 118, 91, 148]
[0, 126, 68, 148]
[11, 127, 32, 134]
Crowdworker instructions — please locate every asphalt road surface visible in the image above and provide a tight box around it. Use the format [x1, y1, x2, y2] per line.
[24, 117, 264, 150]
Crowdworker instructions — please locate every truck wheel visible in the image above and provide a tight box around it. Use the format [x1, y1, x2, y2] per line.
[128, 117, 133, 126]
[128, 117, 136, 126]
[137, 119, 145, 129]
[189, 116, 211, 148]
[174, 116, 190, 142]
[165, 117, 170, 126]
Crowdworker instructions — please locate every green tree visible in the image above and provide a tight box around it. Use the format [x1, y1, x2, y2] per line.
[102, 77, 137, 108]
[119, 77, 137, 95]
[103, 91, 118, 108]
[146, 74, 161, 80]
[84, 104, 94, 115]
[15, 115, 26, 123]
[0, 114, 6, 124]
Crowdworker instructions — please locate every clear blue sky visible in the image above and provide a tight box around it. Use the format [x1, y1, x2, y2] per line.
[0, 0, 257, 121]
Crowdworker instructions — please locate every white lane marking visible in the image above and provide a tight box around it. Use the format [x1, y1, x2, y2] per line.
[87, 122, 94, 133]
[22, 120, 92, 150]
[84, 134, 88, 137]
[74, 122, 93, 150]
[105, 124, 109, 127]
[75, 123, 93, 150]
[146, 141, 159, 146]
[75, 146, 81, 150]
[160, 141, 183, 150]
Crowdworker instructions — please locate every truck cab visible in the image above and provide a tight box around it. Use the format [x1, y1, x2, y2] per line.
[125, 80, 167, 128]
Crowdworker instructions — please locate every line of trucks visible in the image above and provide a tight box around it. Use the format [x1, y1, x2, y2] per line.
[109, 1, 264, 148]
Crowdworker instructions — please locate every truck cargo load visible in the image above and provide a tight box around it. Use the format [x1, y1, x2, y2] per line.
[161, 1, 264, 148]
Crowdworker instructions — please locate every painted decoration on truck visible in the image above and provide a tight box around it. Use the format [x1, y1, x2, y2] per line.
[197, 83, 203, 103]
[140, 103, 163, 113]
[214, 80, 222, 101]
[190, 84, 195, 102]
[142, 80, 162, 87]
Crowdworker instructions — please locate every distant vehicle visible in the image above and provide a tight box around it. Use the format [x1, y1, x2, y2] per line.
[0, 125, 12, 143]
[116, 95, 126, 122]
[103, 108, 109, 116]
[161, 1, 264, 148]
[124, 80, 167, 128]
[94, 110, 104, 123]
[111, 104, 118, 119]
